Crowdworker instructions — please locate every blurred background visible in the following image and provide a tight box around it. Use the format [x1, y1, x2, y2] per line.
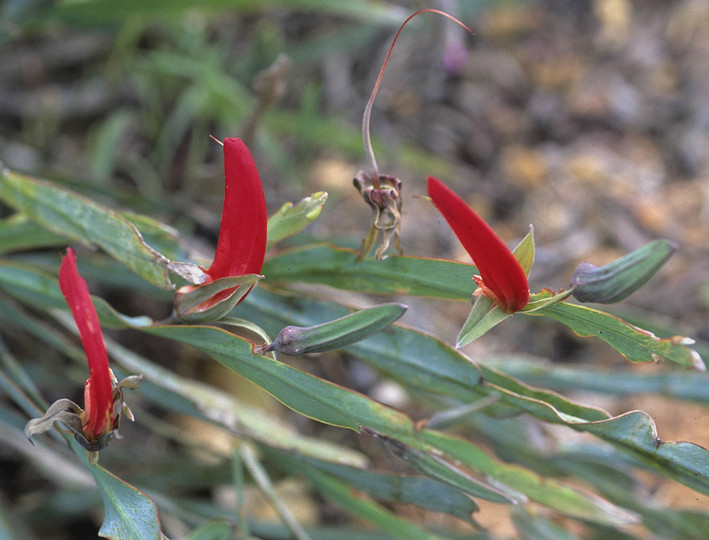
[1, 0, 708, 537]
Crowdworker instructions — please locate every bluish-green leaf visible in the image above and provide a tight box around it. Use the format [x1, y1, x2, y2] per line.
[186, 521, 233, 540]
[456, 295, 511, 347]
[263, 446, 480, 524]
[0, 167, 173, 288]
[69, 438, 161, 540]
[304, 471, 447, 540]
[243, 288, 709, 497]
[0, 214, 67, 254]
[532, 300, 705, 370]
[0, 260, 152, 329]
[267, 192, 328, 248]
[421, 429, 638, 527]
[263, 244, 475, 299]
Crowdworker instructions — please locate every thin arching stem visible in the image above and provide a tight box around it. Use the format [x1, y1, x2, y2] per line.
[361, 9, 473, 186]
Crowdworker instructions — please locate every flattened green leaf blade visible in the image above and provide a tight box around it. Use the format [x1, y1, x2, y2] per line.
[0, 260, 152, 329]
[512, 226, 535, 277]
[264, 447, 480, 524]
[456, 296, 511, 347]
[262, 244, 475, 299]
[305, 471, 448, 540]
[532, 302, 705, 370]
[69, 438, 161, 540]
[243, 289, 709, 497]
[421, 430, 638, 527]
[267, 192, 327, 248]
[241, 289, 483, 401]
[0, 167, 173, 288]
[186, 522, 233, 540]
[140, 324, 412, 434]
[484, 357, 709, 404]
[0, 214, 67, 254]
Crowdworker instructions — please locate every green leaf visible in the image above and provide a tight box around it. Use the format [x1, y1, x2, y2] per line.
[0, 167, 174, 289]
[510, 506, 581, 540]
[267, 192, 328, 248]
[304, 471, 448, 540]
[241, 289, 483, 402]
[69, 438, 162, 540]
[512, 226, 535, 277]
[242, 289, 709, 497]
[484, 356, 709, 404]
[456, 295, 511, 347]
[420, 429, 638, 527]
[97, 330, 368, 468]
[0, 260, 153, 329]
[138, 324, 519, 504]
[264, 446, 481, 525]
[263, 244, 475, 299]
[260, 302, 407, 355]
[186, 522, 233, 540]
[0, 214, 67, 254]
[44, 0, 410, 27]
[531, 301, 705, 370]
[141, 324, 397, 433]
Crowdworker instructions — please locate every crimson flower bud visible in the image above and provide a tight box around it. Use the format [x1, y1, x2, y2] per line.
[427, 176, 529, 312]
[59, 248, 114, 443]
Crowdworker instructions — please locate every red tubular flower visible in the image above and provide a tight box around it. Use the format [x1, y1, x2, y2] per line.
[59, 248, 114, 443]
[207, 138, 267, 282]
[427, 176, 529, 312]
[184, 137, 267, 309]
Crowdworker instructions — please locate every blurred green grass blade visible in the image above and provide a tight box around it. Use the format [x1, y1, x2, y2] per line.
[555, 447, 709, 539]
[532, 301, 704, 370]
[510, 506, 580, 540]
[187, 521, 233, 540]
[0, 168, 173, 289]
[69, 438, 162, 540]
[263, 244, 475, 299]
[421, 429, 638, 528]
[304, 471, 447, 540]
[0, 214, 67, 254]
[0, 260, 153, 329]
[89, 110, 137, 181]
[0, 490, 37, 540]
[47, 0, 410, 26]
[267, 192, 328, 249]
[264, 446, 481, 525]
[365, 431, 512, 504]
[485, 356, 709, 404]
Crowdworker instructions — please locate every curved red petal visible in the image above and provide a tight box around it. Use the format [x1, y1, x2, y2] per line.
[59, 248, 113, 440]
[427, 176, 529, 312]
[205, 138, 267, 304]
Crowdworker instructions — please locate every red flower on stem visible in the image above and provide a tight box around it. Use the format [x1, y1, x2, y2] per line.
[59, 247, 114, 443]
[178, 137, 267, 312]
[427, 176, 529, 313]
